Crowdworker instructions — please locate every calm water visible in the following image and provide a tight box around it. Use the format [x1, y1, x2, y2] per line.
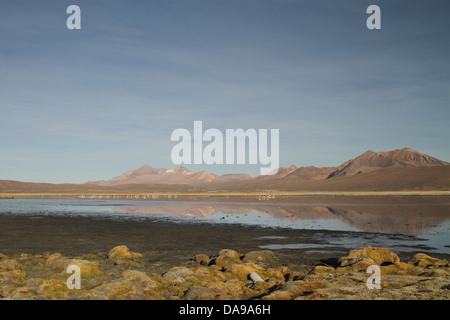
[0, 198, 449, 255]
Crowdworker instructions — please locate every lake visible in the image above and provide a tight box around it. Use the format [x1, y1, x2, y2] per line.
[0, 198, 449, 263]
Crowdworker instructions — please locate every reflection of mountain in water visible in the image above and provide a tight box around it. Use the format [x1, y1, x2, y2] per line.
[113, 202, 449, 235]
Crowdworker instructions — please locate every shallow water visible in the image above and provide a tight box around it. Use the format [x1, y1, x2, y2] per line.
[0, 198, 449, 256]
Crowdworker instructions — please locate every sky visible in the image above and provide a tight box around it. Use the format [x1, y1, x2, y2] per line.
[0, 0, 449, 183]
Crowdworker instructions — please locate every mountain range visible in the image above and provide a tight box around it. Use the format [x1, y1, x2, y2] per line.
[1, 148, 449, 193]
[86, 165, 251, 186]
[83, 147, 449, 191]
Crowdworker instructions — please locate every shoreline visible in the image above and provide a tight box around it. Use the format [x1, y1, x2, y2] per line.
[1, 191, 450, 203]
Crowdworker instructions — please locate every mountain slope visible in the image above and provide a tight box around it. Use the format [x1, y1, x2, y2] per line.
[327, 148, 448, 178]
[87, 165, 251, 186]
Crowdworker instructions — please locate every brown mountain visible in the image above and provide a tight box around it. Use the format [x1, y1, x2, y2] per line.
[211, 147, 449, 191]
[285, 166, 337, 180]
[86, 165, 251, 186]
[327, 148, 448, 178]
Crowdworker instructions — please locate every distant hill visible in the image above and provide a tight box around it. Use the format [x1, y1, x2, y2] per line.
[86, 164, 252, 186]
[1, 148, 448, 193]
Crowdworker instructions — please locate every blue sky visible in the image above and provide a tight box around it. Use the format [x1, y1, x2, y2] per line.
[0, 0, 449, 183]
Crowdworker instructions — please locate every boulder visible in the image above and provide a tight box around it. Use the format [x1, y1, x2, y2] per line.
[242, 250, 276, 266]
[107, 245, 142, 261]
[262, 280, 328, 300]
[85, 280, 145, 300]
[37, 278, 71, 299]
[0, 269, 27, 298]
[122, 270, 157, 288]
[408, 253, 448, 268]
[213, 249, 241, 268]
[67, 259, 101, 278]
[206, 279, 245, 297]
[338, 247, 400, 270]
[265, 267, 286, 280]
[45, 254, 101, 278]
[83, 270, 157, 300]
[380, 262, 414, 275]
[182, 286, 229, 300]
[194, 254, 211, 266]
[7, 287, 40, 300]
[313, 265, 335, 274]
[224, 263, 265, 281]
[0, 259, 23, 272]
[161, 267, 195, 283]
[45, 253, 63, 268]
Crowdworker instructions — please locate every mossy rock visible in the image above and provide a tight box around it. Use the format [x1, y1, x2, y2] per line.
[107, 245, 142, 261]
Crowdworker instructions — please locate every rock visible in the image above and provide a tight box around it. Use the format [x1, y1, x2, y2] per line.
[0, 269, 27, 298]
[161, 267, 195, 283]
[7, 287, 40, 300]
[286, 271, 305, 282]
[45, 253, 65, 269]
[214, 249, 241, 268]
[122, 270, 158, 290]
[409, 253, 448, 268]
[38, 278, 71, 299]
[107, 245, 142, 261]
[7, 278, 44, 300]
[194, 254, 211, 266]
[45, 254, 101, 278]
[0, 259, 23, 271]
[338, 247, 400, 270]
[83, 271, 157, 300]
[206, 279, 245, 298]
[380, 262, 414, 275]
[265, 267, 286, 280]
[242, 250, 276, 266]
[283, 280, 327, 295]
[313, 265, 335, 274]
[182, 286, 229, 300]
[0, 269, 27, 282]
[262, 280, 328, 300]
[85, 277, 108, 290]
[224, 263, 265, 281]
[262, 290, 294, 300]
[86, 280, 146, 300]
[248, 278, 282, 297]
[249, 272, 264, 283]
[67, 259, 101, 278]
